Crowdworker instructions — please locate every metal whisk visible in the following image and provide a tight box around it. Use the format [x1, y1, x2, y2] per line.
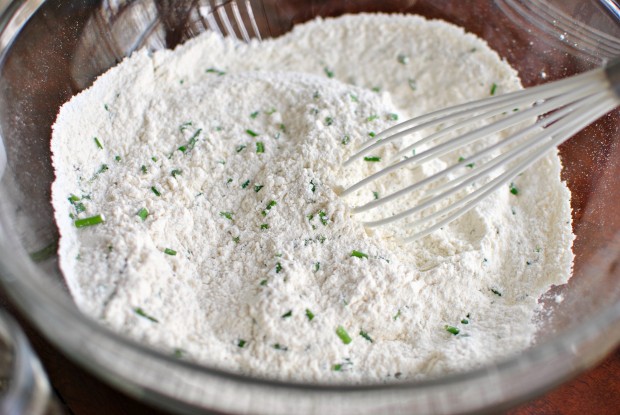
[341, 59, 620, 243]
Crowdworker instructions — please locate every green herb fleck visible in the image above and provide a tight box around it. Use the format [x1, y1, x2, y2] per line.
[220, 211, 233, 221]
[388, 113, 399, 121]
[262, 200, 277, 216]
[134, 307, 159, 323]
[281, 310, 292, 318]
[408, 78, 417, 91]
[350, 93, 359, 102]
[94, 137, 103, 149]
[256, 142, 265, 153]
[260, 223, 270, 230]
[236, 144, 246, 153]
[137, 208, 149, 221]
[171, 169, 182, 178]
[164, 248, 177, 256]
[74, 214, 105, 228]
[393, 309, 401, 321]
[238, 339, 247, 348]
[341, 135, 350, 145]
[509, 182, 519, 195]
[266, 108, 277, 115]
[310, 179, 316, 193]
[305, 309, 315, 321]
[371, 86, 381, 93]
[359, 330, 374, 343]
[140, 165, 148, 174]
[373, 191, 379, 200]
[272, 343, 288, 351]
[115, 155, 121, 162]
[366, 115, 378, 122]
[179, 121, 193, 132]
[173, 348, 185, 358]
[314, 262, 320, 272]
[104, 104, 110, 111]
[364, 156, 381, 162]
[151, 187, 161, 197]
[97, 164, 109, 174]
[151, 156, 158, 162]
[332, 364, 343, 371]
[445, 325, 460, 335]
[205, 67, 226, 76]
[254, 184, 264, 193]
[368, 131, 376, 138]
[490, 83, 498, 96]
[397, 53, 410, 64]
[325, 117, 334, 126]
[278, 123, 286, 132]
[241, 179, 250, 189]
[351, 250, 368, 259]
[275, 262, 282, 273]
[29, 240, 59, 263]
[250, 111, 259, 119]
[461, 318, 469, 324]
[246, 129, 259, 137]
[490, 288, 502, 297]
[318, 210, 328, 226]
[232, 236, 240, 244]
[260, 279, 268, 286]
[336, 325, 352, 344]
[324, 66, 334, 78]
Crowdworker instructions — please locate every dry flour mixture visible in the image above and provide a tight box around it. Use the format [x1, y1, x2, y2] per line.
[51, 14, 574, 382]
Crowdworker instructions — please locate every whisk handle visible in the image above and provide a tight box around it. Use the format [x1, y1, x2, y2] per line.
[604, 57, 620, 97]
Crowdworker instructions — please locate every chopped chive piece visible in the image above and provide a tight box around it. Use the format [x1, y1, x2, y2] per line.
[305, 308, 315, 321]
[341, 135, 350, 145]
[324, 66, 334, 78]
[104, 104, 110, 111]
[241, 179, 250, 189]
[205, 67, 226, 76]
[164, 248, 177, 256]
[94, 137, 103, 149]
[373, 191, 379, 200]
[461, 318, 469, 324]
[97, 164, 109, 174]
[364, 156, 381, 162]
[368, 131, 376, 138]
[366, 115, 378, 122]
[179, 121, 193, 132]
[336, 325, 352, 344]
[371, 86, 381, 93]
[152, 156, 158, 162]
[227, 178, 233, 184]
[388, 113, 399, 120]
[232, 236, 240, 244]
[68, 194, 80, 203]
[74, 202, 86, 213]
[393, 309, 401, 321]
[351, 250, 368, 259]
[408, 78, 417, 91]
[359, 330, 374, 343]
[250, 111, 259, 119]
[74, 214, 105, 228]
[178, 145, 187, 153]
[140, 165, 148, 175]
[137, 208, 149, 221]
[246, 129, 259, 137]
[313, 90, 320, 99]
[236, 144, 246, 153]
[314, 262, 320, 272]
[171, 169, 182, 178]
[220, 211, 233, 221]
[254, 184, 264, 192]
[115, 155, 121, 162]
[350, 93, 359, 102]
[173, 348, 185, 358]
[151, 187, 161, 197]
[260, 279, 268, 286]
[332, 364, 343, 371]
[445, 325, 460, 335]
[490, 83, 498, 96]
[397, 53, 410, 64]
[261, 200, 277, 216]
[272, 343, 288, 351]
[266, 108, 277, 115]
[509, 182, 519, 195]
[238, 339, 247, 348]
[325, 117, 334, 126]
[275, 262, 282, 273]
[278, 123, 286, 132]
[490, 288, 502, 296]
[318, 210, 328, 226]
[310, 179, 316, 193]
[256, 142, 265, 153]
[281, 310, 292, 318]
[134, 307, 159, 323]
[260, 223, 270, 230]
[29, 240, 59, 263]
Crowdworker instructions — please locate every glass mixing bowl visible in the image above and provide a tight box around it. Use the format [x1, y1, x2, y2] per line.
[0, 1, 619, 414]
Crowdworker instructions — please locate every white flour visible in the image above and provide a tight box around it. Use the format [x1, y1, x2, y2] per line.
[50, 14, 574, 383]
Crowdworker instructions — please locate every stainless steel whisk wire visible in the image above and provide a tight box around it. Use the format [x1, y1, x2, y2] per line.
[341, 60, 620, 243]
